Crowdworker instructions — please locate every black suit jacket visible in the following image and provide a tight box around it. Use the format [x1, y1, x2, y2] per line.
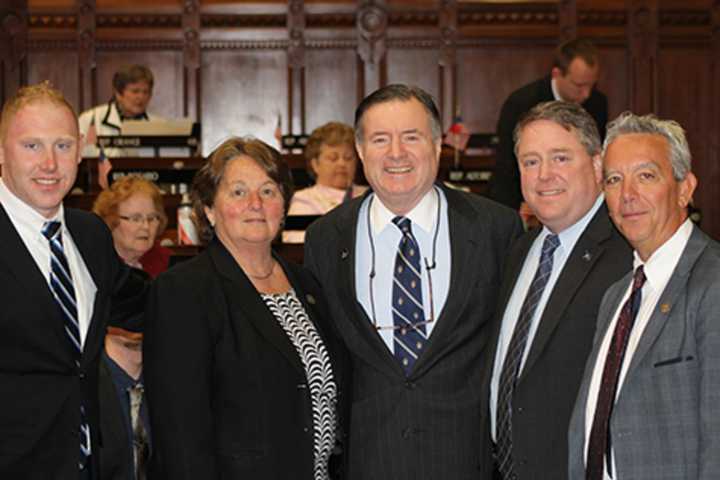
[144, 238, 349, 480]
[304, 185, 524, 480]
[98, 357, 134, 480]
[483, 204, 631, 479]
[488, 76, 609, 209]
[0, 205, 144, 479]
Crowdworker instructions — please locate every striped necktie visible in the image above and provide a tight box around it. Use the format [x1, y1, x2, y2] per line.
[496, 233, 560, 479]
[391, 216, 427, 375]
[41, 221, 92, 470]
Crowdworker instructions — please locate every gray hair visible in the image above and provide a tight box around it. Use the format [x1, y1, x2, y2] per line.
[354, 84, 442, 144]
[514, 100, 601, 157]
[602, 112, 692, 181]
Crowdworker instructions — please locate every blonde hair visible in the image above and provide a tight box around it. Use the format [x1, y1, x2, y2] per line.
[304, 122, 356, 177]
[93, 175, 168, 234]
[0, 81, 77, 141]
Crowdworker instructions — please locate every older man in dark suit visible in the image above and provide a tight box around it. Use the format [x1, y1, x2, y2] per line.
[304, 84, 523, 479]
[486, 101, 631, 480]
[488, 39, 608, 214]
[569, 112, 720, 479]
[0, 82, 145, 480]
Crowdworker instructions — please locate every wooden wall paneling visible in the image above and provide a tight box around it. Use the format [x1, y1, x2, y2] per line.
[0, 0, 28, 106]
[438, 0, 457, 127]
[385, 45, 441, 108]
[304, 48, 358, 131]
[288, 0, 306, 134]
[27, 50, 80, 108]
[201, 49, 287, 155]
[595, 44, 629, 120]
[710, 0, 720, 238]
[559, 0, 578, 40]
[356, 0, 388, 95]
[455, 43, 554, 134]
[182, 0, 201, 120]
[76, 0, 95, 111]
[626, 0, 658, 114]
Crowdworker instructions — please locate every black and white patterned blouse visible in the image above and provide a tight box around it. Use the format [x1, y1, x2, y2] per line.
[261, 289, 338, 480]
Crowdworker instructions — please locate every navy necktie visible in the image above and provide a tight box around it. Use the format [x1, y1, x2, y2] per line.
[391, 216, 427, 375]
[42, 221, 92, 470]
[496, 233, 560, 479]
[586, 266, 646, 480]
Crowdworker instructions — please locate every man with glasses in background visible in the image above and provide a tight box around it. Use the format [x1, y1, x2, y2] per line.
[304, 84, 522, 480]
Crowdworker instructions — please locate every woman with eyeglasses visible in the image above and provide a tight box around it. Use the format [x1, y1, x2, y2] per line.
[93, 175, 171, 277]
[143, 137, 349, 480]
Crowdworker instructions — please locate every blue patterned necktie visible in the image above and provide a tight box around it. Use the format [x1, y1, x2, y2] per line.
[41, 221, 92, 470]
[391, 216, 427, 376]
[496, 233, 560, 479]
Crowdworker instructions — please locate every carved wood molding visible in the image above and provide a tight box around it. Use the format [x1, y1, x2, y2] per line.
[458, 4, 557, 26]
[1, 4, 28, 68]
[96, 39, 183, 51]
[558, 0, 577, 40]
[386, 37, 439, 49]
[305, 39, 356, 49]
[288, 0, 305, 69]
[183, 0, 200, 69]
[28, 39, 78, 50]
[200, 39, 288, 50]
[439, 0, 458, 67]
[28, 14, 76, 29]
[659, 10, 710, 27]
[306, 13, 355, 28]
[357, 0, 387, 64]
[201, 14, 285, 28]
[579, 10, 626, 26]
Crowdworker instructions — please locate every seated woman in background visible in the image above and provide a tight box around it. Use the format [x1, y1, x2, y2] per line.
[93, 175, 171, 277]
[143, 137, 348, 479]
[284, 122, 366, 242]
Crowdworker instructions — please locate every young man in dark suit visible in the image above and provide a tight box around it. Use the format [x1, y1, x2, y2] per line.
[304, 84, 523, 479]
[487, 101, 631, 480]
[489, 39, 609, 214]
[0, 82, 145, 479]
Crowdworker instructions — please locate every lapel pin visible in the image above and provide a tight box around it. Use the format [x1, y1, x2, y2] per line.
[306, 294, 316, 305]
[582, 251, 592, 262]
[660, 303, 670, 313]
[340, 249, 349, 260]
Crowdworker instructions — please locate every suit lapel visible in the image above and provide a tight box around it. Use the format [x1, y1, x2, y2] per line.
[208, 239, 304, 375]
[101, 102, 123, 132]
[0, 204, 74, 354]
[332, 196, 403, 376]
[411, 186, 486, 377]
[623, 226, 707, 382]
[521, 207, 614, 376]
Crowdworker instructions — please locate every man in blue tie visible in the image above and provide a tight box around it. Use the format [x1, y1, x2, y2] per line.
[0, 82, 146, 479]
[488, 101, 631, 480]
[304, 84, 523, 479]
[569, 112, 720, 479]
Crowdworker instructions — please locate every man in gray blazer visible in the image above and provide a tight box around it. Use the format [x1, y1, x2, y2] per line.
[568, 112, 720, 479]
[305, 84, 522, 479]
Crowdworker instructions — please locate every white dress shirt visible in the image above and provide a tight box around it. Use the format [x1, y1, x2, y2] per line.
[491, 194, 604, 440]
[0, 179, 97, 347]
[355, 186, 451, 351]
[583, 218, 693, 479]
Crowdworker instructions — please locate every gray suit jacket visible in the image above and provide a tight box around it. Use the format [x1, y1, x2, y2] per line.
[304, 185, 523, 480]
[568, 225, 720, 479]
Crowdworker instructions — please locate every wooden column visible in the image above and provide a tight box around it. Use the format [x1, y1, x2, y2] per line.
[182, 0, 201, 121]
[287, 0, 305, 134]
[438, 0, 458, 128]
[76, 0, 96, 111]
[356, 0, 387, 96]
[626, 0, 658, 114]
[0, 0, 28, 105]
[710, 1, 720, 235]
[558, 0, 577, 41]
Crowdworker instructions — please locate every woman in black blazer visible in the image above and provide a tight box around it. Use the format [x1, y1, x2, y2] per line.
[144, 137, 348, 479]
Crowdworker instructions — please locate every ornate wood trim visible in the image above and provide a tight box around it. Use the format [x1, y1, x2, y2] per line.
[201, 14, 285, 28]
[627, 0, 659, 114]
[558, 0, 577, 40]
[288, 0, 306, 69]
[357, 0, 387, 65]
[458, 3, 557, 26]
[579, 10, 626, 27]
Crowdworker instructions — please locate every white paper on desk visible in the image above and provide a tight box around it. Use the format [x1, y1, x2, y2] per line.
[121, 119, 194, 136]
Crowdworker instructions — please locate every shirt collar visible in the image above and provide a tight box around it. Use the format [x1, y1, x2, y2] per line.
[103, 350, 143, 390]
[0, 178, 66, 232]
[545, 193, 604, 250]
[550, 77, 564, 102]
[369, 186, 439, 237]
[633, 218, 693, 291]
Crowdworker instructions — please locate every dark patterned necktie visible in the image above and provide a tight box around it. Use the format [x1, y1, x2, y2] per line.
[128, 384, 149, 480]
[496, 233, 560, 479]
[391, 216, 427, 375]
[586, 266, 646, 480]
[41, 221, 92, 470]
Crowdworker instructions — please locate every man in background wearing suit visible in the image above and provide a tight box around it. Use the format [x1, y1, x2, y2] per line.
[488, 39, 608, 217]
[0, 82, 145, 479]
[487, 101, 631, 480]
[98, 314, 150, 480]
[305, 84, 523, 479]
[569, 112, 720, 479]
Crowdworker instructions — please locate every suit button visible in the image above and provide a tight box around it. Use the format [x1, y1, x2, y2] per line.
[78, 371, 86, 379]
[303, 427, 310, 433]
[404, 381, 415, 390]
[402, 427, 412, 439]
[516, 406, 523, 413]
